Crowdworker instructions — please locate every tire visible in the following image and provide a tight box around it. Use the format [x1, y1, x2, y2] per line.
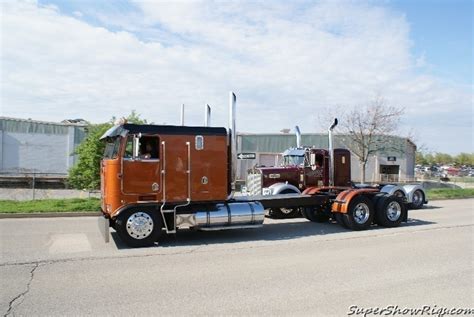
[115, 208, 162, 248]
[301, 206, 330, 223]
[268, 189, 301, 219]
[410, 190, 424, 209]
[375, 196, 406, 228]
[393, 190, 405, 200]
[342, 195, 374, 231]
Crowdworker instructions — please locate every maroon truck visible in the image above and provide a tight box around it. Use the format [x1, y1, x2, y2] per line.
[246, 145, 352, 218]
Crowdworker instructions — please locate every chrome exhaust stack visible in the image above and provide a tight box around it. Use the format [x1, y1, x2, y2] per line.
[180, 104, 185, 126]
[175, 202, 265, 230]
[229, 92, 237, 191]
[295, 126, 302, 148]
[328, 118, 338, 186]
[204, 104, 211, 127]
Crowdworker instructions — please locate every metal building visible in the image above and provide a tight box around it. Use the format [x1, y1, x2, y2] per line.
[0, 117, 87, 175]
[236, 133, 416, 183]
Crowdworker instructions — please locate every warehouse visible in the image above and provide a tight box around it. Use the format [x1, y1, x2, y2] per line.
[0, 117, 87, 175]
[236, 132, 416, 183]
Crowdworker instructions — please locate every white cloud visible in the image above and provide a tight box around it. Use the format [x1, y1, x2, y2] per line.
[1, 0, 472, 153]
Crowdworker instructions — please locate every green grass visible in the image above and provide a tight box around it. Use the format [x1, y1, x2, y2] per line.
[426, 188, 474, 200]
[0, 198, 101, 213]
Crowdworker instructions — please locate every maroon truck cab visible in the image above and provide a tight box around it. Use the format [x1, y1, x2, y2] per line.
[246, 147, 351, 196]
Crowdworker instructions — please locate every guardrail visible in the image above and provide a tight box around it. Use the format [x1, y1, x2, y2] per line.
[0, 172, 99, 200]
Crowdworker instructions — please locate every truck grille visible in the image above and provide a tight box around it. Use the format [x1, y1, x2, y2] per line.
[246, 172, 262, 196]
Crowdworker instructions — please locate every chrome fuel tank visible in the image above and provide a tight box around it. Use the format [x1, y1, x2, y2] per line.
[176, 202, 265, 230]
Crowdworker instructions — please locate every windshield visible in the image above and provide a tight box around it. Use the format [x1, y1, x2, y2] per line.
[103, 137, 121, 159]
[283, 155, 304, 166]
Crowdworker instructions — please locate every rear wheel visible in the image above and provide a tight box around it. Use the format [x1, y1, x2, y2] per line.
[342, 195, 374, 230]
[115, 208, 162, 248]
[410, 190, 424, 209]
[375, 196, 406, 227]
[301, 206, 330, 223]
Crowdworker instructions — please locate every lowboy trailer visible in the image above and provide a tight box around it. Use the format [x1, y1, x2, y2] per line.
[99, 92, 409, 247]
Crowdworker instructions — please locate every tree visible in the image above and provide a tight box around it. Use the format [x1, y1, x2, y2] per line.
[68, 111, 148, 190]
[415, 151, 427, 165]
[336, 97, 404, 183]
[68, 123, 112, 190]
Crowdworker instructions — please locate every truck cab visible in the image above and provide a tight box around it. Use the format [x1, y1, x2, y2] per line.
[247, 147, 351, 196]
[100, 123, 229, 219]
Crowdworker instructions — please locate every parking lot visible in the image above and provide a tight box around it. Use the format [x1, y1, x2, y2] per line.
[1, 199, 473, 316]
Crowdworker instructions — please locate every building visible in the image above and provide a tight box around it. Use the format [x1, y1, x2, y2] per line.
[0, 117, 87, 175]
[236, 133, 416, 183]
[0, 117, 415, 183]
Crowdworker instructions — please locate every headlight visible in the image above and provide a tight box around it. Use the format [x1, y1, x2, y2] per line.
[262, 188, 272, 195]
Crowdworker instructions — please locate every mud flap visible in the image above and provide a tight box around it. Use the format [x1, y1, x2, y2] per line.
[98, 215, 110, 243]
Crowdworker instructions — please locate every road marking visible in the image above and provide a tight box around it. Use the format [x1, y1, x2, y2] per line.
[48, 234, 92, 254]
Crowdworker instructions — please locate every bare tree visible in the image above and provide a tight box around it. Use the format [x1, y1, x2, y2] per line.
[337, 97, 405, 183]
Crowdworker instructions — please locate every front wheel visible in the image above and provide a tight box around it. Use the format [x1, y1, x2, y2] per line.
[115, 208, 162, 248]
[269, 207, 300, 219]
[268, 189, 301, 219]
[342, 195, 374, 231]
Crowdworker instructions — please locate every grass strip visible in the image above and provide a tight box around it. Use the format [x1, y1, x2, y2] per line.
[426, 188, 474, 200]
[0, 198, 101, 213]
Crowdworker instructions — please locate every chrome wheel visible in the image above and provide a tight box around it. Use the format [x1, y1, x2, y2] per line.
[126, 212, 154, 240]
[353, 203, 370, 224]
[386, 201, 402, 221]
[412, 190, 423, 206]
[281, 208, 294, 215]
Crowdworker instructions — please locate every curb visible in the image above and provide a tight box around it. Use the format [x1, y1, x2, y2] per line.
[0, 212, 101, 219]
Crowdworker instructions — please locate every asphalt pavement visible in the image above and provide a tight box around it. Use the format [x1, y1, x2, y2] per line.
[1, 199, 473, 316]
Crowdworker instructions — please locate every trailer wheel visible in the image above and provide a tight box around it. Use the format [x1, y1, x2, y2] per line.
[410, 190, 424, 209]
[343, 195, 374, 230]
[115, 208, 162, 248]
[375, 196, 406, 228]
[268, 189, 301, 219]
[301, 206, 330, 223]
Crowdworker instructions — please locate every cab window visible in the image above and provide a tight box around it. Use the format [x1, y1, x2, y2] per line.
[103, 138, 121, 159]
[124, 135, 159, 160]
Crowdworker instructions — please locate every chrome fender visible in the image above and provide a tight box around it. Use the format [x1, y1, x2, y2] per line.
[402, 184, 427, 203]
[380, 184, 407, 200]
[268, 183, 301, 195]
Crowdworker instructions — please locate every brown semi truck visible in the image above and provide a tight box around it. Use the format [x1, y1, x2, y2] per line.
[99, 92, 409, 247]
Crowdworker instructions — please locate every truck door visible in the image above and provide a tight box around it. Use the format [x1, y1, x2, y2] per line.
[160, 135, 190, 203]
[122, 135, 161, 197]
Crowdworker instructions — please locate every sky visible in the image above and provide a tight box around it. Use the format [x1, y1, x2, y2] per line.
[1, 0, 472, 155]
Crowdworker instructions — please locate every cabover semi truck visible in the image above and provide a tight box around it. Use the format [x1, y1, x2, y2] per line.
[99, 92, 412, 247]
[245, 127, 427, 219]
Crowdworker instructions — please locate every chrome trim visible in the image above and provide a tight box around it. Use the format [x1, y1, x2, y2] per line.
[205, 104, 211, 126]
[126, 211, 154, 240]
[159, 141, 171, 232]
[295, 126, 301, 148]
[246, 172, 262, 196]
[229, 91, 237, 191]
[169, 141, 192, 233]
[328, 118, 338, 186]
[194, 202, 265, 228]
[198, 224, 263, 231]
